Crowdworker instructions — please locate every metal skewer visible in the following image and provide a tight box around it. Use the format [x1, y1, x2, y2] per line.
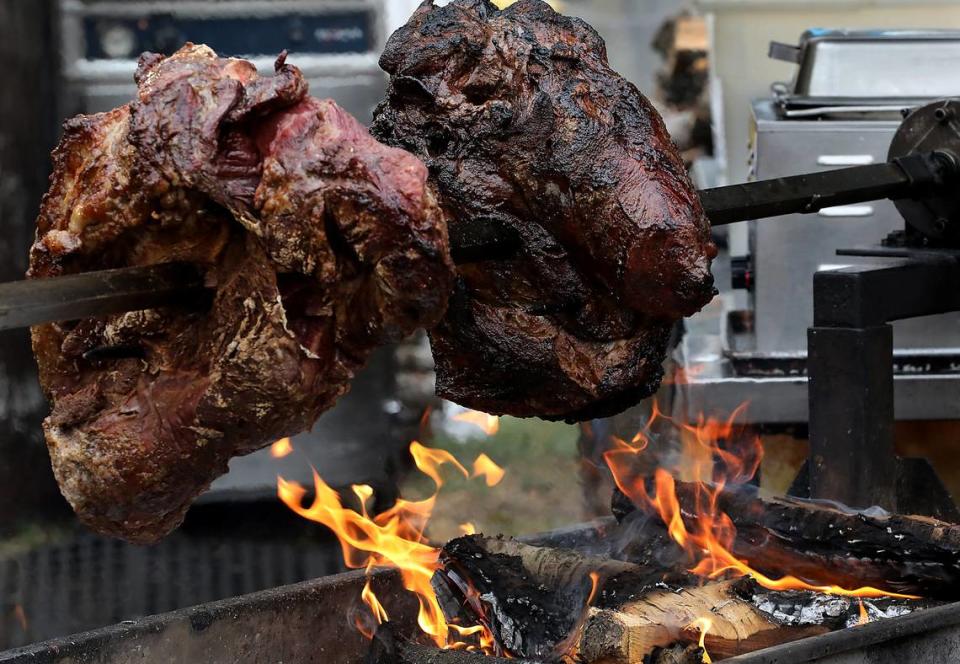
[2, 150, 956, 332]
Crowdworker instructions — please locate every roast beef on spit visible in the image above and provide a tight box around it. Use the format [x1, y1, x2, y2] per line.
[28, 44, 454, 543]
[372, 0, 717, 421]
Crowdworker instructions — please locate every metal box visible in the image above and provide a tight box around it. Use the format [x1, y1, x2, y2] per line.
[749, 100, 960, 356]
[59, 0, 390, 124]
[783, 29, 960, 106]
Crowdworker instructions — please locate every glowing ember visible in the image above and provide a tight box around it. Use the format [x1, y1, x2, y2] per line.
[452, 409, 500, 436]
[472, 453, 506, 486]
[604, 403, 918, 600]
[276, 440, 500, 650]
[270, 437, 293, 458]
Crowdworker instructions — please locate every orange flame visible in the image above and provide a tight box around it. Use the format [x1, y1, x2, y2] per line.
[459, 522, 477, 536]
[270, 437, 293, 458]
[452, 410, 500, 436]
[13, 604, 27, 632]
[277, 441, 494, 650]
[858, 599, 870, 625]
[604, 403, 918, 600]
[587, 571, 601, 605]
[472, 454, 506, 487]
[411, 440, 469, 485]
[362, 578, 390, 626]
[688, 617, 713, 663]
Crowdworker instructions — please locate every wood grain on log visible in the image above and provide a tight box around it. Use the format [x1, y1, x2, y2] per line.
[579, 580, 827, 664]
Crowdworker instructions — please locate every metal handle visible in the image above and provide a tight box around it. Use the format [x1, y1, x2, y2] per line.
[817, 155, 875, 167]
[818, 205, 875, 218]
[768, 41, 802, 64]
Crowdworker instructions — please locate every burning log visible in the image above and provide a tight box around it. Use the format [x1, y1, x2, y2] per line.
[612, 481, 960, 600]
[432, 536, 917, 663]
[433, 535, 669, 660]
[646, 644, 709, 664]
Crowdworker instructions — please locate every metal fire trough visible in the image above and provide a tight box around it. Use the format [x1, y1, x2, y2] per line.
[1, 520, 958, 664]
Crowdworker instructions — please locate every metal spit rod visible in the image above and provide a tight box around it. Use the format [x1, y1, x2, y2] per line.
[1, 150, 956, 332]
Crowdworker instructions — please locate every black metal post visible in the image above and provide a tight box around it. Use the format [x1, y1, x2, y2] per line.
[807, 255, 960, 511]
[808, 324, 896, 510]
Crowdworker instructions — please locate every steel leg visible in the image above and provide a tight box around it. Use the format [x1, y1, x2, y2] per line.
[807, 324, 896, 510]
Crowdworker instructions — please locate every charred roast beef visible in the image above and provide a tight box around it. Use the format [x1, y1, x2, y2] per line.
[373, 0, 717, 421]
[29, 45, 454, 543]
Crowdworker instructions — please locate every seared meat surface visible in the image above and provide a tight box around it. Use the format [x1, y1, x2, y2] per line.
[29, 44, 453, 543]
[373, 0, 716, 421]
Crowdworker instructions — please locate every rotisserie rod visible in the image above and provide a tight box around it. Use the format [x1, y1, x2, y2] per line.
[3, 151, 954, 332]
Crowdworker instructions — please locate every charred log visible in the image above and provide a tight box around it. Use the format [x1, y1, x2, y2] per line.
[433, 535, 673, 660]
[365, 622, 529, 664]
[613, 482, 960, 600]
[646, 644, 708, 664]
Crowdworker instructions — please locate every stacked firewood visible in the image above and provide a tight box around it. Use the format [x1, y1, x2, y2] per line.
[372, 483, 959, 663]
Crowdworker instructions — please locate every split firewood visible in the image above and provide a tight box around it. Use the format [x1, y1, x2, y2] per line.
[612, 481, 960, 600]
[579, 580, 829, 663]
[433, 536, 921, 663]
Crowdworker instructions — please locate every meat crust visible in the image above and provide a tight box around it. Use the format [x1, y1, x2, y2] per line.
[373, 0, 717, 421]
[30, 44, 453, 543]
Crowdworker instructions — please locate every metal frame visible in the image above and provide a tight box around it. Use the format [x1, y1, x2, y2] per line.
[726, 601, 960, 664]
[806, 253, 960, 511]
[57, 0, 390, 121]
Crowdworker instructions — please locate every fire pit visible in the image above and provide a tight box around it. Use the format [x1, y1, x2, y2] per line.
[3, 403, 958, 664]
[1, 519, 959, 664]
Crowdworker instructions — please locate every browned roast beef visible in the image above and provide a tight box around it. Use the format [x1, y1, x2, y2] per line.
[29, 44, 453, 543]
[372, 0, 717, 421]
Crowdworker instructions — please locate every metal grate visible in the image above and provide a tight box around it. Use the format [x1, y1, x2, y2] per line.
[0, 530, 344, 650]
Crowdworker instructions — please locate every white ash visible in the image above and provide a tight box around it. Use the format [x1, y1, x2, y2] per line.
[752, 591, 851, 626]
[843, 601, 914, 629]
[752, 590, 916, 628]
